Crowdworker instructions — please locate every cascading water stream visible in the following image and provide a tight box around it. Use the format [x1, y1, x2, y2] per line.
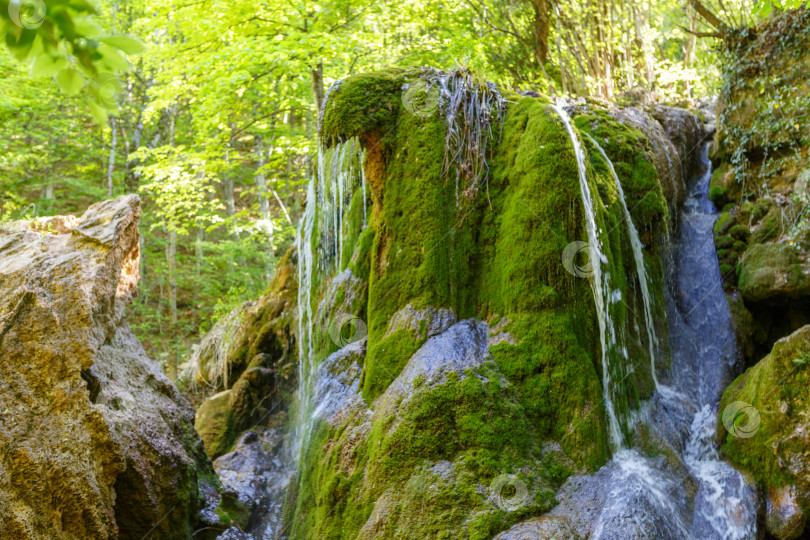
[585, 133, 661, 390]
[549, 127, 758, 538]
[293, 138, 367, 483]
[552, 102, 625, 451]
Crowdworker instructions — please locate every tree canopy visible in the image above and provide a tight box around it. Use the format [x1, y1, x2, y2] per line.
[0, 0, 803, 375]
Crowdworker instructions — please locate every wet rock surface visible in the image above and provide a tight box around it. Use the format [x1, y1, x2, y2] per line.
[766, 485, 807, 540]
[0, 195, 216, 539]
[493, 515, 579, 539]
[214, 429, 293, 538]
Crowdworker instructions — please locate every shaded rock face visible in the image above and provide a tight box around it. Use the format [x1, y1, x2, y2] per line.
[719, 324, 810, 539]
[493, 515, 579, 539]
[0, 195, 216, 539]
[710, 14, 810, 538]
[189, 248, 298, 459]
[89, 323, 218, 540]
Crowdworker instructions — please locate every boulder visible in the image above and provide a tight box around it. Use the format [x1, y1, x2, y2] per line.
[493, 516, 579, 539]
[0, 195, 216, 539]
[766, 485, 807, 540]
[719, 324, 810, 539]
[213, 428, 293, 537]
[738, 243, 810, 302]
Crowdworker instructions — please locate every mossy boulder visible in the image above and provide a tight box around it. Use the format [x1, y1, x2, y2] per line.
[719, 324, 810, 538]
[290, 320, 566, 539]
[738, 243, 810, 302]
[278, 68, 702, 539]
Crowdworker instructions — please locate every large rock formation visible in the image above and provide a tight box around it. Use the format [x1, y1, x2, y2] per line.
[286, 69, 705, 538]
[0, 195, 218, 539]
[711, 9, 810, 539]
[189, 68, 705, 538]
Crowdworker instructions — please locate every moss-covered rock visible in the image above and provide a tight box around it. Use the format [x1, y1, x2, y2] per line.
[189, 248, 298, 458]
[738, 243, 810, 302]
[719, 324, 810, 538]
[277, 68, 700, 539]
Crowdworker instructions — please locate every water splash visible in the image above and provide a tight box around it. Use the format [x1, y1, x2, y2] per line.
[585, 133, 660, 390]
[552, 102, 624, 451]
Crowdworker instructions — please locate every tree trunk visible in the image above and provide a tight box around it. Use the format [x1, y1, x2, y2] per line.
[254, 134, 274, 281]
[224, 145, 235, 218]
[633, 5, 656, 89]
[41, 177, 54, 200]
[195, 225, 203, 305]
[107, 117, 117, 197]
[166, 226, 178, 380]
[683, 6, 698, 97]
[125, 100, 147, 193]
[311, 61, 325, 117]
[529, 0, 551, 66]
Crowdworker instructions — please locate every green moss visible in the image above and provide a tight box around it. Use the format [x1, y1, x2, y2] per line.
[709, 162, 730, 206]
[750, 207, 783, 244]
[320, 69, 417, 150]
[574, 109, 668, 234]
[720, 325, 810, 490]
[363, 329, 424, 398]
[362, 105, 476, 401]
[738, 242, 810, 302]
[728, 224, 750, 242]
[715, 235, 734, 249]
[194, 390, 235, 459]
[348, 226, 375, 280]
[714, 210, 735, 235]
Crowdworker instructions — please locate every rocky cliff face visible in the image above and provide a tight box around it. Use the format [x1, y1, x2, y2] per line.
[0, 195, 218, 539]
[711, 9, 810, 540]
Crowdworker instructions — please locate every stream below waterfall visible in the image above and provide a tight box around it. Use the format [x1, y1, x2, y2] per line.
[548, 142, 759, 539]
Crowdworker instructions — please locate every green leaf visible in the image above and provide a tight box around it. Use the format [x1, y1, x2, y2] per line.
[98, 44, 131, 72]
[72, 17, 104, 38]
[87, 99, 109, 125]
[55, 68, 85, 96]
[30, 54, 66, 78]
[98, 35, 147, 55]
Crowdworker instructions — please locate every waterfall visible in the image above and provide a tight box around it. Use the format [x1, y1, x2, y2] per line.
[585, 133, 660, 390]
[551, 141, 758, 539]
[293, 137, 367, 468]
[552, 102, 625, 451]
